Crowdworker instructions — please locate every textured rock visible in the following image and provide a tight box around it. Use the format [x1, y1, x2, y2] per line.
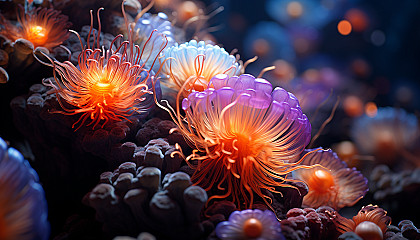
[84, 161, 208, 239]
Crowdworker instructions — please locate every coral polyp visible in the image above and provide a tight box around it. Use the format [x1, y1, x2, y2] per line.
[292, 149, 368, 209]
[162, 40, 240, 97]
[334, 205, 391, 240]
[215, 209, 284, 240]
[162, 73, 312, 209]
[0, 6, 71, 50]
[43, 8, 167, 130]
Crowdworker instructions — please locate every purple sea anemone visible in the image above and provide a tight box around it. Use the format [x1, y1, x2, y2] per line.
[160, 73, 312, 209]
[292, 148, 368, 210]
[0, 137, 49, 240]
[215, 209, 284, 240]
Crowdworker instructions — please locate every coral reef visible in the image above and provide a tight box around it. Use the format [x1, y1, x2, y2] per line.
[369, 165, 420, 223]
[84, 162, 208, 239]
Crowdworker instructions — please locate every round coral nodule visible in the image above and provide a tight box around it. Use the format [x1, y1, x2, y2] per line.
[354, 221, 383, 240]
[307, 169, 335, 193]
[243, 218, 263, 238]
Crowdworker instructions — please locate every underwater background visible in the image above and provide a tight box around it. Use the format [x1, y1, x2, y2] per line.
[0, 0, 419, 239]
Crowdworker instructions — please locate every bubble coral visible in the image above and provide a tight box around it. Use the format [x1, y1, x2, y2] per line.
[334, 205, 391, 240]
[292, 149, 368, 210]
[0, 137, 49, 240]
[351, 107, 419, 165]
[42, 6, 167, 130]
[160, 73, 312, 209]
[134, 12, 177, 70]
[162, 40, 240, 97]
[0, 6, 71, 50]
[215, 209, 284, 240]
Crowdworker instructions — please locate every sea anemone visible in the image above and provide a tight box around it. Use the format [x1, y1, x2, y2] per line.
[160, 73, 312, 209]
[292, 148, 368, 209]
[334, 205, 391, 240]
[134, 12, 177, 70]
[0, 137, 49, 240]
[42, 6, 167, 130]
[351, 107, 419, 165]
[161, 40, 240, 97]
[0, 6, 71, 50]
[215, 209, 284, 240]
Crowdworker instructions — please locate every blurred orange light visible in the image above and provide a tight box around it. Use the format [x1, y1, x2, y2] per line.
[27, 25, 48, 46]
[345, 8, 369, 32]
[338, 20, 352, 35]
[252, 38, 270, 57]
[287, 1, 304, 19]
[365, 102, 378, 117]
[343, 95, 363, 117]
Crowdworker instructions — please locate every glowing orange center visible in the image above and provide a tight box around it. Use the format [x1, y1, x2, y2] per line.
[186, 75, 208, 92]
[224, 133, 255, 159]
[90, 79, 114, 105]
[287, 1, 304, 18]
[178, 1, 200, 22]
[27, 25, 48, 46]
[338, 20, 352, 35]
[243, 218, 263, 238]
[355, 221, 383, 240]
[308, 169, 335, 193]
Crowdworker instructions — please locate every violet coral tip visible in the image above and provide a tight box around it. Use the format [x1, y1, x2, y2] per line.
[0, 137, 49, 240]
[292, 148, 368, 210]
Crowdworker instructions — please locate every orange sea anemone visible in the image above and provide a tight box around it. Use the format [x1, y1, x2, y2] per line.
[0, 6, 71, 50]
[292, 148, 368, 210]
[161, 40, 240, 97]
[334, 205, 391, 240]
[42, 6, 167, 131]
[159, 73, 312, 209]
